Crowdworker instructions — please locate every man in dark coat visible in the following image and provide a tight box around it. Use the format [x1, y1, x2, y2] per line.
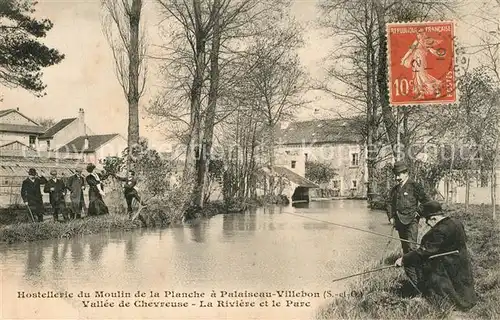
[66, 167, 86, 219]
[44, 169, 68, 222]
[388, 161, 430, 252]
[20, 168, 48, 222]
[395, 200, 477, 311]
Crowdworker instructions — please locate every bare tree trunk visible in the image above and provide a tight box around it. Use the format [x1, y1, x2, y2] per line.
[193, 0, 221, 208]
[102, 0, 146, 168]
[127, 0, 142, 156]
[374, 0, 398, 156]
[182, 0, 206, 190]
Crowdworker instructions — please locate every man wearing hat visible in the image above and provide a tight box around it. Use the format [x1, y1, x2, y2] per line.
[388, 161, 430, 253]
[395, 200, 477, 311]
[43, 169, 69, 222]
[66, 167, 86, 219]
[20, 168, 48, 222]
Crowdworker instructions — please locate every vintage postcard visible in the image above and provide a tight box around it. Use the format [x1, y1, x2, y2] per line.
[0, 1, 499, 320]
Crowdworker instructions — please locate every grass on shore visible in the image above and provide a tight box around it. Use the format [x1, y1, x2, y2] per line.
[0, 214, 143, 244]
[316, 204, 500, 320]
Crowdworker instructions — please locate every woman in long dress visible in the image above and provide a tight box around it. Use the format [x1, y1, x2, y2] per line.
[400, 29, 444, 99]
[85, 163, 109, 216]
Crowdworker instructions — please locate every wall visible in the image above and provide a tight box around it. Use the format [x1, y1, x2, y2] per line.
[0, 132, 30, 145]
[275, 142, 367, 198]
[92, 135, 128, 163]
[41, 121, 94, 152]
[437, 170, 500, 205]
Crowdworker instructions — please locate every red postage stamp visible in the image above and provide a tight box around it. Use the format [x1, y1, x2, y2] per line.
[387, 21, 456, 106]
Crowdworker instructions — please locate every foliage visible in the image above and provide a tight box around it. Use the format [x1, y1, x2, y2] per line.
[121, 137, 173, 198]
[34, 117, 56, 130]
[0, 0, 65, 95]
[102, 156, 125, 176]
[305, 161, 337, 185]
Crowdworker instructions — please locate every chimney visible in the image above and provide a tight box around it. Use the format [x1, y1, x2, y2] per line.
[78, 108, 86, 136]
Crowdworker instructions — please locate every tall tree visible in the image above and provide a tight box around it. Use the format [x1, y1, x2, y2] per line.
[101, 0, 147, 163]
[152, 0, 294, 208]
[0, 0, 64, 96]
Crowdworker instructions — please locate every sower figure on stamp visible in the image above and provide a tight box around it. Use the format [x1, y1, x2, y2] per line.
[44, 169, 69, 222]
[66, 167, 86, 219]
[388, 161, 430, 286]
[395, 200, 477, 311]
[113, 169, 147, 219]
[21, 168, 48, 222]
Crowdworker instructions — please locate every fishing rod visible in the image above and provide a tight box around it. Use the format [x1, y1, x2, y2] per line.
[332, 265, 396, 283]
[282, 211, 420, 245]
[331, 250, 460, 284]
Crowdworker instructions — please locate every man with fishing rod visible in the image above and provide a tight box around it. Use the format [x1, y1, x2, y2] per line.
[20, 168, 48, 222]
[395, 200, 477, 311]
[387, 161, 430, 285]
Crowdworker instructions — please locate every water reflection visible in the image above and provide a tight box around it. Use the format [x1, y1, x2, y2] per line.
[125, 232, 137, 260]
[189, 220, 208, 243]
[1, 200, 393, 320]
[70, 238, 84, 265]
[89, 237, 106, 261]
[25, 245, 44, 278]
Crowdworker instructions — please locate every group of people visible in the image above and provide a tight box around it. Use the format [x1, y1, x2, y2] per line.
[387, 161, 477, 312]
[20, 163, 146, 223]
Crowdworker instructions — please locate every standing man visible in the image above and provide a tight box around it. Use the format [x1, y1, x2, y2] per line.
[66, 167, 86, 219]
[113, 169, 146, 218]
[44, 169, 69, 222]
[388, 161, 430, 287]
[21, 168, 48, 222]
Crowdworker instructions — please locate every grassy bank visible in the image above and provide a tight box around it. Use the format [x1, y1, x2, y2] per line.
[0, 214, 141, 244]
[316, 204, 500, 320]
[0, 194, 290, 244]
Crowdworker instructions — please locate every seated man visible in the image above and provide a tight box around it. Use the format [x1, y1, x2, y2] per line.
[395, 200, 477, 311]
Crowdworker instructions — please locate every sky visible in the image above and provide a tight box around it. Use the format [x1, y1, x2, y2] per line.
[1, 0, 498, 152]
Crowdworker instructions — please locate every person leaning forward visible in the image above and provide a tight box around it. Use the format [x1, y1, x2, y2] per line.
[395, 200, 477, 311]
[388, 161, 430, 254]
[20, 168, 48, 222]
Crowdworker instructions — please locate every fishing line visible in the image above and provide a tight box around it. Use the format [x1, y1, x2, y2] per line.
[281, 211, 419, 245]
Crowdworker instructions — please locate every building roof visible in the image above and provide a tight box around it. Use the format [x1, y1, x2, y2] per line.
[0, 123, 45, 134]
[0, 156, 83, 177]
[39, 118, 77, 139]
[0, 108, 40, 125]
[0, 140, 35, 150]
[272, 166, 319, 188]
[277, 117, 364, 146]
[58, 134, 120, 153]
[0, 109, 16, 117]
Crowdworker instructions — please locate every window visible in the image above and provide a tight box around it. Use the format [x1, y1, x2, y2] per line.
[291, 160, 296, 169]
[46, 140, 51, 149]
[352, 180, 358, 189]
[351, 153, 359, 166]
[29, 135, 36, 146]
[304, 153, 308, 162]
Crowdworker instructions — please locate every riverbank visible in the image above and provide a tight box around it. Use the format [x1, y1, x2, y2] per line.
[0, 195, 290, 244]
[316, 204, 500, 320]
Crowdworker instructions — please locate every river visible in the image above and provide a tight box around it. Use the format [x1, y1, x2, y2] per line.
[0, 200, 393, 320]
